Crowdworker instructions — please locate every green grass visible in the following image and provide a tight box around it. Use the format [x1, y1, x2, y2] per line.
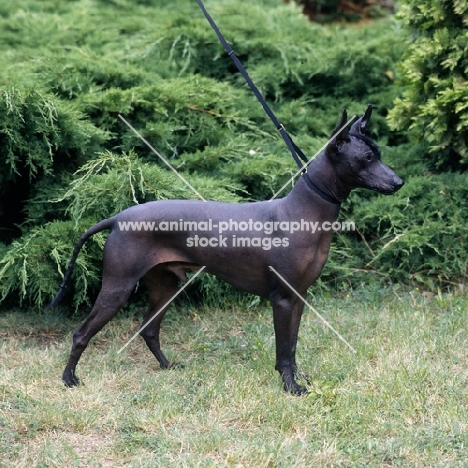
[1, 287, 467, 466]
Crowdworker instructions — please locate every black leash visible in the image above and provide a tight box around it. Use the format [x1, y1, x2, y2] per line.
[195, 0, 309, 171]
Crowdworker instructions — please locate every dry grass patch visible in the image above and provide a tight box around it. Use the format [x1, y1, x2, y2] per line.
[1, 289, 468, 466]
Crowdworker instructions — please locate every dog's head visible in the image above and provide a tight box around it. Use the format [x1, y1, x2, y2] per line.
[326, 105, 404, 195]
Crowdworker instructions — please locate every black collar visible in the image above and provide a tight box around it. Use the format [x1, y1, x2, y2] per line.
[302, 173, 341, 205]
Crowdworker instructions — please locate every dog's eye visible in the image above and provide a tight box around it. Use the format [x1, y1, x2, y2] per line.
[365, 154, 372, 162]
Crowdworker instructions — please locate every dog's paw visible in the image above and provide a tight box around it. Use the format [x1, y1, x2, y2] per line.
[284, 381, 309, 396]
[160, 361, 185, 370]
[62, 372, 81, 388]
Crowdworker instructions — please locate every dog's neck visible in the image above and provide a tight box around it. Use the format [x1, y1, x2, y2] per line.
[282, 153, 342, 223]
[303, 152, 350, 204]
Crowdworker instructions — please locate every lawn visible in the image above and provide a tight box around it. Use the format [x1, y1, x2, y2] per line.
[1, 287, 467, 467]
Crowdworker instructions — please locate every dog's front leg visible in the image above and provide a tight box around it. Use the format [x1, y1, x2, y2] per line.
[270, 291, 308, 395]
[290, 298, 310, 385]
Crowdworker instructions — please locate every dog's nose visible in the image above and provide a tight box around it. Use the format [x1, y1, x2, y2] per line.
[394, 177, 404, 191]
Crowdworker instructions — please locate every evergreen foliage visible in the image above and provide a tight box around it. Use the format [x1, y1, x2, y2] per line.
[55, 150, 242, 224]
[333, 171, 468, 289]
[0, 220, 105, 309]
[0, 85, 107, 239]
[388, 0, 468, 170]
[0, 0, 466, 309]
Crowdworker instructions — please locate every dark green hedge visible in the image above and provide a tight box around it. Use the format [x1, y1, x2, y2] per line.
[0, 0, 465, 309]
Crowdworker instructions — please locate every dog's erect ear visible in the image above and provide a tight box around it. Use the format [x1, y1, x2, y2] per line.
[350, 104, 372, 135]
[326, 108, 349, 158]
[332, 108, 349, 141]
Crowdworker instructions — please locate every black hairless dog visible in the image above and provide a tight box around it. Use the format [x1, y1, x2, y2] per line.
[50, 106, 403, 394]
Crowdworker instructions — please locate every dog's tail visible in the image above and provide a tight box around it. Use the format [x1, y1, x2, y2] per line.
[46, 217, 115, 310]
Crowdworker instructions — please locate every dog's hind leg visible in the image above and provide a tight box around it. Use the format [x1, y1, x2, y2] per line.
[139, 267, 180, 369]
[62, 277, 136, 387]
